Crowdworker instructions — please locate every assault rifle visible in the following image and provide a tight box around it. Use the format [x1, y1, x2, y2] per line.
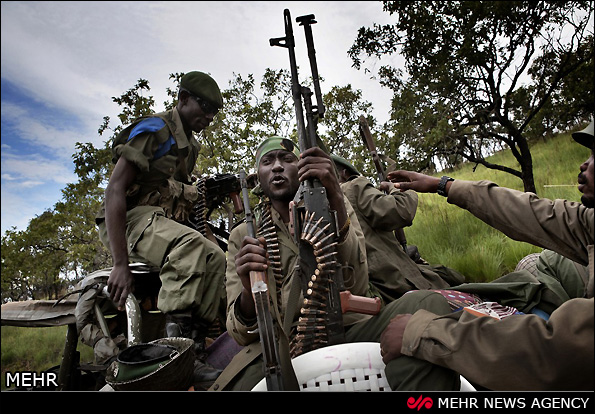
[358, 116, 408, 252]
[270, 10, 379, 357]
[239, 170, 284, 391]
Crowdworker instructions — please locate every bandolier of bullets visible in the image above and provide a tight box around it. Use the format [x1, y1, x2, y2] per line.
[188, 177, 207, 237]
[256, 203, 284, 311]
[290, 211, 340, 358]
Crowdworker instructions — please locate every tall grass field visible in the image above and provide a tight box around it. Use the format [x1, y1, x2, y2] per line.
[1, 129, 590, 389]
[405, 130, 589, 282]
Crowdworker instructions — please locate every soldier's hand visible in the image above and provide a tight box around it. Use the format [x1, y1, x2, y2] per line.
[387, 170, 441, 194]
[379, 181, 393, 193]
[380, 314, 412, 364]
[235, 236, 268, 292]
[298, 147, 347, 222]
[298, 147, 341, 194]
[107, 263, 135, 311]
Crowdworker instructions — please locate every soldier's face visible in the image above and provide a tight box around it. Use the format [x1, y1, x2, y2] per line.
[578, 150, 594, 208]
[178, 91, 216, 133]
[258, 150, 300, 202]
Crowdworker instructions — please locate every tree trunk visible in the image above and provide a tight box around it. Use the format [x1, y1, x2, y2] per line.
[517, 141, 537, 194]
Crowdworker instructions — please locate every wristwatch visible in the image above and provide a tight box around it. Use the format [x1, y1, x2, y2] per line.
[437, 176, 454, 197]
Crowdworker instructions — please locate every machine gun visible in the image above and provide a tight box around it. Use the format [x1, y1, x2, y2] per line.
[239, 170, 284, 391]
[204, 173, 243, 215]
[271, 10, 379, 358]
[187, 173, 242, 246]
[358, 115, 408, 252]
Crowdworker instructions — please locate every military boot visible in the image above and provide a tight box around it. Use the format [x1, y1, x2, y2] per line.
[164, 312, 222, 390]
[165, 312, 194, 338]
[189, 319, 223, 389]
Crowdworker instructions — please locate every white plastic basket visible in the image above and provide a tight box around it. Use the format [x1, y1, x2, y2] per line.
[252, 342, 390, 391]
[252, 342, 476, 391]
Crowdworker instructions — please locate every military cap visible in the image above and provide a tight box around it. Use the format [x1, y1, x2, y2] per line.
[255, 136, 300, 168]
[331, 154, 361, 176]
[180, 71, 223, 109]
[572, 119, 594, 149]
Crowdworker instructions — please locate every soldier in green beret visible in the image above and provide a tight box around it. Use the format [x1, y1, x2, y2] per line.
[95, 71, 225, 387]
[211, 136, 371, 390]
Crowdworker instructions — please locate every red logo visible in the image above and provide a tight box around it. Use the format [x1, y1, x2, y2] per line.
[407, 395, 433, 410]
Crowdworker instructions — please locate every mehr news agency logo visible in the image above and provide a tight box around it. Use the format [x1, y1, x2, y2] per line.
[406, 395, 591, 410]
[5, 371, 58, 389]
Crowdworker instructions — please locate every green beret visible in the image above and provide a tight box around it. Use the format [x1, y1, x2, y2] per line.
[331, 154, 361, 176]
[572, 119, 594, 149]
[180, 71, 223, 109]
[255, 136, 300, 168]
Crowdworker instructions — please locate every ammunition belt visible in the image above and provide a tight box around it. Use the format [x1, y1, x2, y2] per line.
[257, 203, 284, 311]
[290, 211, 339, 357]
[188, 177, 207, 236]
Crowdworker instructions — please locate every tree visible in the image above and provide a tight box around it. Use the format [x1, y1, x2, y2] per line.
[349, 0, 594, 193]
[318, 84, 375, 176]
[198, 69, 295, 176]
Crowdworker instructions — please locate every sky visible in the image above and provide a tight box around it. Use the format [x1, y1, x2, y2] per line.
[1, 1, 401, 235]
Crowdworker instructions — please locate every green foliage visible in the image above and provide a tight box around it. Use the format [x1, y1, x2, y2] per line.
[2, 56, 590, 303]
[1, 68, 378, 302]
[198, 69, 296, 176]
[349, 0, 594, 193]
[319, 84, 375, 177]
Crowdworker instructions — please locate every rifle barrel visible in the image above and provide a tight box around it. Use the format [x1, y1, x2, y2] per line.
[358, 116, 409, 252]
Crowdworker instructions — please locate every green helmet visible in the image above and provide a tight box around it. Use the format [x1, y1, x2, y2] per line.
[105, 337, 194, 391]
[331, 154, 361, 176]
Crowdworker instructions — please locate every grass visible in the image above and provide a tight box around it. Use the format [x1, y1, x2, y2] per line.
[1, 325, 94, 390]
[0, 129, 589, 389]
[404, 131, 589, 282]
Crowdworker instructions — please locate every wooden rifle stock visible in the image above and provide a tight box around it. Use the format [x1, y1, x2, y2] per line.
[340, 291, 381, 315]
[239, 170, 284, 391]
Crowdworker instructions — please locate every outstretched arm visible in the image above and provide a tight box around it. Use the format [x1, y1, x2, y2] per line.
[387, 170, 452, 195]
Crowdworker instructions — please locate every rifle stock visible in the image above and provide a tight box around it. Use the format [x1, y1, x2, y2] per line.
[239, 170, 284, 391]
[358, 116, 408, 252]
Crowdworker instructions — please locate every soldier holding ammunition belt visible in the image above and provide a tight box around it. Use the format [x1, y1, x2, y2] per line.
[212, 136, 371, 390]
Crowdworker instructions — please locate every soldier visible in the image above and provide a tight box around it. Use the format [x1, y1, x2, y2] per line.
[95, 71, 226, 386]
[332, 155, 464, 304]
[212, 136, 371, 390]
[379, 120, 594, 390]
